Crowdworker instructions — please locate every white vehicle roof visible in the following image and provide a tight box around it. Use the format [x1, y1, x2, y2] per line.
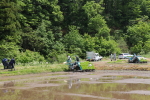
[119, 53, 131, 55]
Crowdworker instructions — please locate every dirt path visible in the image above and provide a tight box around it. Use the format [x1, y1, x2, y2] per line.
[92, 59, 150, 70]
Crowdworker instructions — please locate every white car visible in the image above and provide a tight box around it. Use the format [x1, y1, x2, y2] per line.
[118, 53, 133, 59]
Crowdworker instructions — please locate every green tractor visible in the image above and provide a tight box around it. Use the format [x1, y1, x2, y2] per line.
[128, 54, 147, 63]
[67, 60, 95, 72]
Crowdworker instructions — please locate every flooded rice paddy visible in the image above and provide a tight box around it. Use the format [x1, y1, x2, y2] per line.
[1, 70, 150, 100]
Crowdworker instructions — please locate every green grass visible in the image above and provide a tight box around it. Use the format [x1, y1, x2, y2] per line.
[0, 61, 97, 76]
[0, 62, 68, 76]
[140, 52, 150, 58]
[107, 59, 127, 63]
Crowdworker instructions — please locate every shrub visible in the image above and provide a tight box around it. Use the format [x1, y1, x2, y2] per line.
[16, 50, 45, 63]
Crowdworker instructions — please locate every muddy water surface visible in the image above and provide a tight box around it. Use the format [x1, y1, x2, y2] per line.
[1, 71, 150, 100]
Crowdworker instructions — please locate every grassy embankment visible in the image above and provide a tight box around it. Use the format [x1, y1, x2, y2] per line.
[0, 62, 68, 76]
[0, 61, 95, 76]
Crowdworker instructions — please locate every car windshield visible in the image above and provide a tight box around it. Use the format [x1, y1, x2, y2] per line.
[124, 53, 129, 55]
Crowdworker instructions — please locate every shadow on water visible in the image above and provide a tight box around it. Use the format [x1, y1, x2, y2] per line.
[1, 74, 150, 100]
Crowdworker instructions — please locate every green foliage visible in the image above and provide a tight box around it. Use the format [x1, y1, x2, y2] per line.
[0, 0, 21, 41]
[141, 52, 150, 58]
[0, 41, 20, 59]
[0, 41, 45, 64]
[63, 26, 84, 54]
[96, 37, 121, 56]
[17, 50, 45, 63]
[83, 1, 104, 18]
[56, 53, 68, 63]
[116, 37, 129, 53]
[1, 0, 150, 63]
[82, 33, 95, 52]
[143, 40, 150, 54]
[130, 42, 143, 54]
[88, 15, 110, 38]
[83, 1, 106, 36]
[127, 21, 150, 54]
[141, 0, 150, 17]
[103, 0, 142, 29]
[35, 20, 54, 54]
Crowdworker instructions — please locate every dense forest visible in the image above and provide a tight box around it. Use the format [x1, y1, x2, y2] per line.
[1, 0, 150, 63]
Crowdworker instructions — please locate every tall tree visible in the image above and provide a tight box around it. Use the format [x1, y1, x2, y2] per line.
[141, 0, 150, 17]
[0, 0, 20, 41]
[63, 25, 84, 55]
[83, 1, 105, 35]
[20, 0, 64, 53]
[103, 0, 142, 31]
[127, 21, 150, 54]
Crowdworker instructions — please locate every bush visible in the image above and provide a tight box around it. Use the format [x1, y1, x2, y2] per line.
[16, 50, 45, 63]
[56, 53, 67, 63]
[0, 42, 20, 60]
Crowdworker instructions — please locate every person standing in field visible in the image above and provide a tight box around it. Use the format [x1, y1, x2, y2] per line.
[67, 55, 73, 70]
[67, 55, 72, 63]
[110, 54, 113, 61]
[9, 58, 15, 71]
[75, 56, 80, 62]
[2, 58, 9, 69]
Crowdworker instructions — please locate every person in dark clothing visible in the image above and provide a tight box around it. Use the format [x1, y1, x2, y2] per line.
[2, 58, 9, 69]
[9, 58, 15, 71]
[73, 56, 81, 70]
[75, 56, 80, 62]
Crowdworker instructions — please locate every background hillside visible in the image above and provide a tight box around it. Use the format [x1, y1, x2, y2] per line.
[1, 0, 150, 63]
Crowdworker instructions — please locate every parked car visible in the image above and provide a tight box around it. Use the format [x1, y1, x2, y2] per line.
[118, 53, 133, 59]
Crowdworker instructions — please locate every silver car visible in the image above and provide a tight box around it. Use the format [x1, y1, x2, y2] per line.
[118, 53, 133, 59]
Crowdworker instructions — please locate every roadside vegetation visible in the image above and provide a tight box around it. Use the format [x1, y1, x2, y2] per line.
[0, 62, 68, 76]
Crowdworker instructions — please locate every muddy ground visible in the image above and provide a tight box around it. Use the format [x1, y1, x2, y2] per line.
[92, 59, 150, 69]
[1, 60, 150, 100]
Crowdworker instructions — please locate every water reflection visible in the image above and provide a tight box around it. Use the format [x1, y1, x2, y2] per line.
[1, 74, 150, 100]
[2, 88, 15, 93]
[67, 78, 80, 89]
[4, 81, 15, 87]
[68, 78, 72, 89]
[2, 81, 15, 93]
